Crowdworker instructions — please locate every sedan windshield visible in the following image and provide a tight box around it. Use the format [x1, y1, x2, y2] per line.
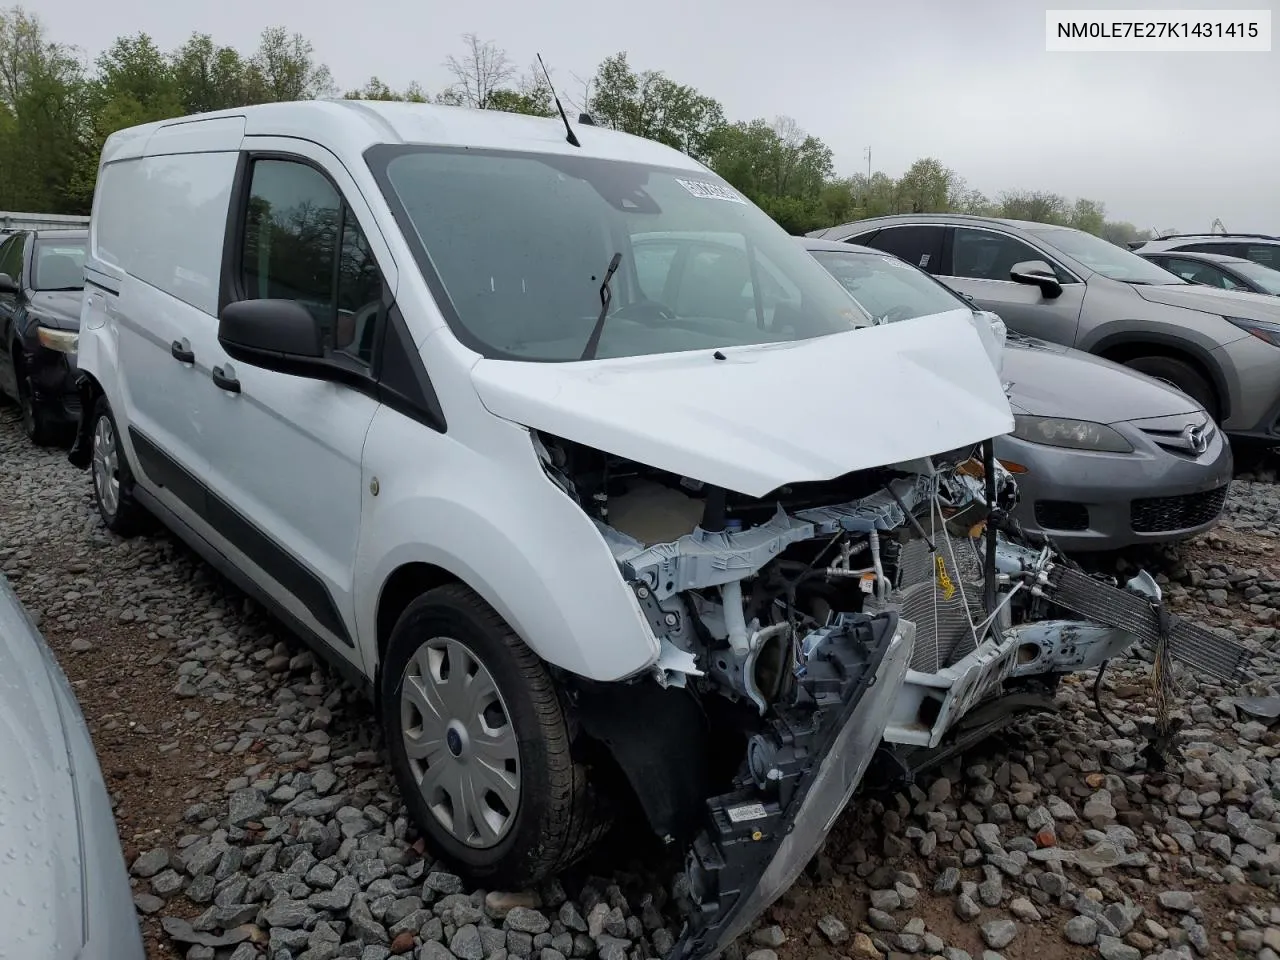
[370, 146, 869, 361]
[1232, 260, 1280, 295]
[809, 249, 966, 321]
[1026, 227, 1184, 285]
[32, 238, 87, 291]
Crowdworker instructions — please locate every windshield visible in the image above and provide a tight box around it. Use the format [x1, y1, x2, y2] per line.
[32, 238, 86, 291]
[1026, 227, 1183, 285]
[1232, 260, 1280, 295]
[809, 249, 967, 321]
[370, 146, 869, 361]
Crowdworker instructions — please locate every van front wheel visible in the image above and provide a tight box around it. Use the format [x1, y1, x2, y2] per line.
[381, 584, 609, 886]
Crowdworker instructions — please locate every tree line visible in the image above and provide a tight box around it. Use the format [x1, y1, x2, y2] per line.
[0, 7, 1152, 243]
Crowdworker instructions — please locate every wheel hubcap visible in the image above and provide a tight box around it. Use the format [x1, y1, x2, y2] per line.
[92, 416, 120, 517]
[400, 636, 520, 848]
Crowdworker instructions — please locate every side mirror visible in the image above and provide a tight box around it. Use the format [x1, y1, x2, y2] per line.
[218, 299, 326, 376]
[1010, 260, 1063, 299]
[0, 272, 17, 294]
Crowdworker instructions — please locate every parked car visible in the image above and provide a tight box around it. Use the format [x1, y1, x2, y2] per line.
[0, 227, 87, 444]
[0, 572, 146, 959]
[1130, 232, 1280, 271]
[1137, 249, 1280, 296]
[802, 238, 1233, 551]
[808, 214, 1280, 444]
[68, 102, 1244, 957]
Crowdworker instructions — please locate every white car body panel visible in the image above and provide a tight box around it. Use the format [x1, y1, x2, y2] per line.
[472, 312, 1014, 500]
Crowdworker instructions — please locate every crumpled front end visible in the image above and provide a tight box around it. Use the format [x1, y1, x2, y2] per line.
[533, 430, 1254, 958]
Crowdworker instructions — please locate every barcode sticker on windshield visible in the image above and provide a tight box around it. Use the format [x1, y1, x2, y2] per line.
[675, 178, 746, 204]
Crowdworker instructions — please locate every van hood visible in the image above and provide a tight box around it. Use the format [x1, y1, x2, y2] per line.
[1002, 336, 1199, 422]
[471, 312, 1015, 498]
[1131, 281, 1280, 322]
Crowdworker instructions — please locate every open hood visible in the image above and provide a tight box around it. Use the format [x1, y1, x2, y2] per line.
[471, 313, 1014, 498]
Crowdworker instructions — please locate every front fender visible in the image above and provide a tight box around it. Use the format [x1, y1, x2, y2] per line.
[356, 404, 662, 682]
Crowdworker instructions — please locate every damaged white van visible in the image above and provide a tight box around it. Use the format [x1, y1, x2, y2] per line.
[69, 101, 1248, 958]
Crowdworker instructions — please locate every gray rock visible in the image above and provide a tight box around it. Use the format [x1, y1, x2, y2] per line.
[505, 907, 551, 935]
[417, 943, 456, 960]
[751, 926, 786, 948]
[1064, 915, 1098, 945]
[450, 924, 484, 960]
[131, 848, 170, 878]
[1096, 935, 1141, 960]
[817, 914, 849, 944]
[1157, 891, 1196, 912]
[262, 899, 312, 929]
[228, 787, 268, 826]
[980, 919, 1017, 950]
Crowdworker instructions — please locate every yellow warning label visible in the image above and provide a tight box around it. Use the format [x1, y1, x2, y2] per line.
[934, 555, 957, 600]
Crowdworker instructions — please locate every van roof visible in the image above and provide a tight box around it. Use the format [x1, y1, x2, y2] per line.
[100, 99, 708, 173]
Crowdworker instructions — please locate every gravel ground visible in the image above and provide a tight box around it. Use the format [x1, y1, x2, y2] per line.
[3, 405, 1280, 960]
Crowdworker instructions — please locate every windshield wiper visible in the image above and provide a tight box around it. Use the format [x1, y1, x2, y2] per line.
[579, 252, 623, 361]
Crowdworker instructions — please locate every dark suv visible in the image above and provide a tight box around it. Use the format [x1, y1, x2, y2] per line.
[0, 228, 87, 444]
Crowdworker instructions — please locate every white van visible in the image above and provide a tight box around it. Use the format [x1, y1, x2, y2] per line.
[68, 101, 1239, 956]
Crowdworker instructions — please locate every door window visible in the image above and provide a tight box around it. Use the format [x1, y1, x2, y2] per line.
[861, 225, 945, 273]
[240, 159, 384, 365]
[1161, 257, 1242, 289]
[951, 227, 1069, 282]
[632, 241, 679, 303]
[1176, 241, 1248, 258]
[0, 234, 24, 284]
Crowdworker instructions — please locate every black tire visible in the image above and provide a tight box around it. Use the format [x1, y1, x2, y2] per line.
[1122, 355, 1219, 420]
[380, 583, 609, 886]
[89, 395, 150, 536]
[16, 368, 61, 447]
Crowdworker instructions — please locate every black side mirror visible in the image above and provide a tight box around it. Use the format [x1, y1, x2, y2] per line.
[218, 299, 326, 376]
[0, 272, 18, 294]
[1009, 260, 1064, 299]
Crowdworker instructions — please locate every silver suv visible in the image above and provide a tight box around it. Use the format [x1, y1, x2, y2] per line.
[1130, 232, 1280, 272]
[810, 214, 1280, 443]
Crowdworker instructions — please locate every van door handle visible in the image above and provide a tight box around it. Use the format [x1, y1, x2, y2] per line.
[170, 340, 195, 363]
[211, 365, 241, 393]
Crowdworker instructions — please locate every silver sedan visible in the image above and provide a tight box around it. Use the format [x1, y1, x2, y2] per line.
[1, 572, 146, 959]
[803, 238, 1233, 551]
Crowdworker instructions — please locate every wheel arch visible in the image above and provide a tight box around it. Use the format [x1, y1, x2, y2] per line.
[1089, 330, 1230, 422]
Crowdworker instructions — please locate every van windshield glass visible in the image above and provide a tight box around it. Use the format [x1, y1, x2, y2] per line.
[371, 147, 870, 361]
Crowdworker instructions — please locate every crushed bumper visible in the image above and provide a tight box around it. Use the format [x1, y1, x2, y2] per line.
[671, 611, 913, 959]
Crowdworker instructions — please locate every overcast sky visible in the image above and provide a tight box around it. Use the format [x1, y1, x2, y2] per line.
[36, 0, 1279, 232]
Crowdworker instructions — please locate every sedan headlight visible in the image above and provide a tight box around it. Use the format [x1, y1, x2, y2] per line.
[1012, 416, 1134, 453]
[1224, 315, 1280, 348]
[37, 326, 79, 353]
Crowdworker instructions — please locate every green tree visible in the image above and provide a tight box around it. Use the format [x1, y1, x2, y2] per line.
[1068, 197, 1106, 236]
[0, 5, 88, 213]
[344, 76, 427, 102]
[708, 116, 834, 232]
[995, 190, 1070, 224]
[585, 52, 725, 162]
[248, 26, 333, 102]
[895, 157, 963, 214]
[169, 33, 259, 113]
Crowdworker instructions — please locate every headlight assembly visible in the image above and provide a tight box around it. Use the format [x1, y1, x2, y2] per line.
[1011, 416, 1133, 453]
[37, 326, 79, 354]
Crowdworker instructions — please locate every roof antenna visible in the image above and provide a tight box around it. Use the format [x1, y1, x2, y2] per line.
[537, 53, 580, 148]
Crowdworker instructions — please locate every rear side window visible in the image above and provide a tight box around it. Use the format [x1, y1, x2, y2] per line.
[0, 234, 23, 283]
[860, 225, 945, 273]
[240, 159, 384, 364]
[1175, 241, 1248, 257]
[1245, 244, 1280, 270]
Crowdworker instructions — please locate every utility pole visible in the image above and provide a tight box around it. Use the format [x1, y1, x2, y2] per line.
[864, 146, 871, 180]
